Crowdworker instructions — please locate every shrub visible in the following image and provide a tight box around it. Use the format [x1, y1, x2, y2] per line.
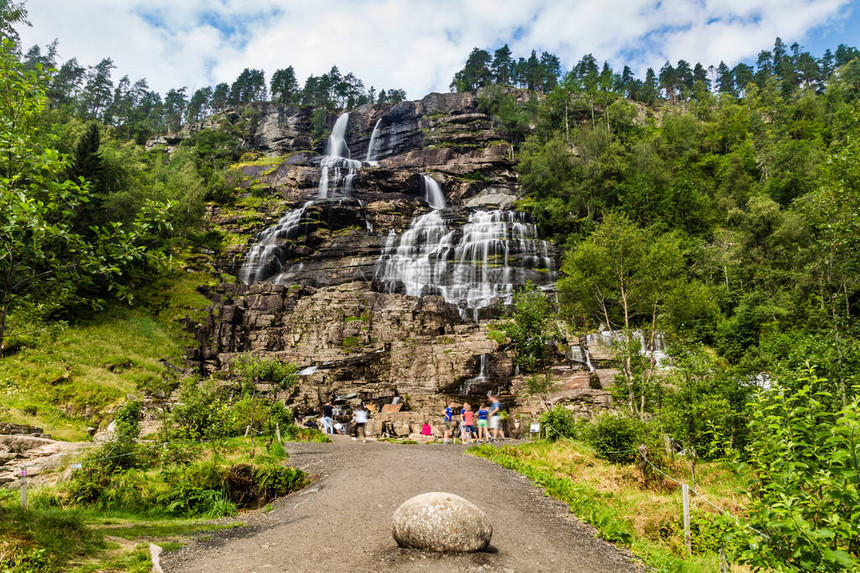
[114, 398, 142, 443]
[736, 379, 860, 571]
[165, 378, 230, 441]
[282, 425, 330, 443]
[269, 401, 293, 430]
[586, 413, 646, 463]
[540, 406, 580, 440]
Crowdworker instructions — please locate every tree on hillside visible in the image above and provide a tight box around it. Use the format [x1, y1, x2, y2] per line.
[558, 213, 687, 416]
[270, 66, 299, 104]
[0, 0, 28, 43]
[210, 82, 229, 111]
[0, 41, 168, 352]
[450, 47, 492, 92]
[81, 57, 115, 121]
[491, 44, 514, 85]
[497, 282, 559, 409]
[229, 68, 266, 105]
[163, 87, 187, 131]
[186, 86, 212, 122]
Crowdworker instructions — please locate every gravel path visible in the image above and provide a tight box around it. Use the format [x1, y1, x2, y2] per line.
[163, 436, 642, 573]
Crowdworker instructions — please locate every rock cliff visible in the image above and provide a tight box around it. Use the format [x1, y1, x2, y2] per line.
[166, 91, 605, 427]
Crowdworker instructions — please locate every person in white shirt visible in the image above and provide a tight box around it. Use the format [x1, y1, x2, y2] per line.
[352, 405, 369, 443]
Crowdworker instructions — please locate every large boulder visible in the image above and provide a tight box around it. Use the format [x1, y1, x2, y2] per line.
[392, 492, 492, 552]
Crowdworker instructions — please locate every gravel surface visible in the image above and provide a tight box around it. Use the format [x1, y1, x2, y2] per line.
[163, 436, 643, 573]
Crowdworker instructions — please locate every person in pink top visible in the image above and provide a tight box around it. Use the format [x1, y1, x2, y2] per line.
[461, 402, 475, 444]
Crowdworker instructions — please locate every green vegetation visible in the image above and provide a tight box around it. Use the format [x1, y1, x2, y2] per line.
[470, 440, 745, 571]
[0, 5, 857, 570]
[0, 433, 311, 572]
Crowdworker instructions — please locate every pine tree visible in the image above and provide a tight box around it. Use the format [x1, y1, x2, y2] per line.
[270, 66, 299, 104]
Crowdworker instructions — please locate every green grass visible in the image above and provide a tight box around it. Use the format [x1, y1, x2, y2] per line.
[469, 441, 751, 572]
[0, 505, 242, 573]
[0, 265, 215, 440]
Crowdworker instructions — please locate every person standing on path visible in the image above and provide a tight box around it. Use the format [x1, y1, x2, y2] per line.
[443, 401, 457, 444]
[461, 403, 475, 444]
[352, 405, 369, 442]
[476, 403, 489, 442]
[488, 395, 503, 442]
[322, 402, 334, 434]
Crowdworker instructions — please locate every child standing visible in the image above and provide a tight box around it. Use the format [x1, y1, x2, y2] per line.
[461, 403, 475, 444]
[476, 403, 489, 443]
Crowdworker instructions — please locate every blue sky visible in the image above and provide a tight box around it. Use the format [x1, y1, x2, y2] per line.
[17, 0, 860, 99]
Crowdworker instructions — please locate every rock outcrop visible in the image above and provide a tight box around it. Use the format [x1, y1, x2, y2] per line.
[170, 91, 605, 423]
[392, 492, 492, 553]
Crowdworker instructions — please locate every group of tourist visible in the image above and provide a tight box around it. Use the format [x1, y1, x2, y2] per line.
[319, 401, 368, 442]
[440, 395, 504, 444]
[317, 395, 505, 444]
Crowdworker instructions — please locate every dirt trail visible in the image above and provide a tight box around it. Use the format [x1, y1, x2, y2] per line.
[163, 436, 642, 573]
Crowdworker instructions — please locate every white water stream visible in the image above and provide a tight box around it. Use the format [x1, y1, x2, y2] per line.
[374, 209, 554, 319]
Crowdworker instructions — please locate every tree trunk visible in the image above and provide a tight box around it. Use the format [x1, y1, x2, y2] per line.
[0, 298, 7, 354]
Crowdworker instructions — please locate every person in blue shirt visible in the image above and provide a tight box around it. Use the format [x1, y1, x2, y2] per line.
[443, 401, 457, 444]
[488, 395, 503, 442]
[476, 403, 490, 442]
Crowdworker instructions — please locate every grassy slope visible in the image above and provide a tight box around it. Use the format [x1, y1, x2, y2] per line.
[471, 440, 752, 573]
[0, 264, 217, 441]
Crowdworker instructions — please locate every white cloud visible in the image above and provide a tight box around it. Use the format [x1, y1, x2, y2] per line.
[16, 0, 855, 99]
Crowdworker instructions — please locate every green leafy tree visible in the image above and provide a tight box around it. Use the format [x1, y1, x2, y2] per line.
[559, 213, 686, 416]
[497, 282, 559, 409]
[739, 376, 860, 571]
[0, 0, 27, 43]
[231, 355, 298, 455]
[659, 345, 733, 487]
[0, 41, 169, 351]
[270, 66, 299, 104]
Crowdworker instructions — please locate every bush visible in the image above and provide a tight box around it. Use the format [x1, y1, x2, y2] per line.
[225, 464, 307, 508]
[540, 406, 580, 440]
[282, 425, 330, 443]
[735, 379, 860, 571]
[586, 413, 646, 463]
[165, 378, 230, 441]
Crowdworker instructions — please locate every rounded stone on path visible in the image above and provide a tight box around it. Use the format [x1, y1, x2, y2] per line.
[392, 492, 493, 553]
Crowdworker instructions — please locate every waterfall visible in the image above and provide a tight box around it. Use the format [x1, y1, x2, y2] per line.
[586, 330, 671, 368]
[570, 345, 595, 372]
[318, 113, 361, 199]
[243, 112, 363, 285]
[241, 201, 313, 284]
[365, 118, 383, 163]
[422, 175, 446, 210]
[375, 209, 554, 318]
[460, 354, 490, 395]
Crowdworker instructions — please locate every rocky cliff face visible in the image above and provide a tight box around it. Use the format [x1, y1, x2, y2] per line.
[169, 91, 604, 426]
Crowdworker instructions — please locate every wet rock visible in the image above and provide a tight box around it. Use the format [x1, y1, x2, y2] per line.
[392, 492, 492, 553]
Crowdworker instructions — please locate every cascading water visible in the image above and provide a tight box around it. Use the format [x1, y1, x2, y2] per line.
[570, 345, 595, 371]
[460, 354, 491, 395]
[375, 209, 555, 319]
[242, 112, 363, 285]
[365, 118, 383, 164]
[318, 113, 362, 199]
[586, 330, 670, 368]
[422, 175, 446, 210]
[240, 201, 313, 284]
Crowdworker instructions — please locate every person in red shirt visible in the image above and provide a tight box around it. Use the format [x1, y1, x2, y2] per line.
[461, 402, 475, 444]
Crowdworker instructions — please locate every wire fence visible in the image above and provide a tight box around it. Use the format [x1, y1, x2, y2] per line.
[541, 423, 770, 540]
